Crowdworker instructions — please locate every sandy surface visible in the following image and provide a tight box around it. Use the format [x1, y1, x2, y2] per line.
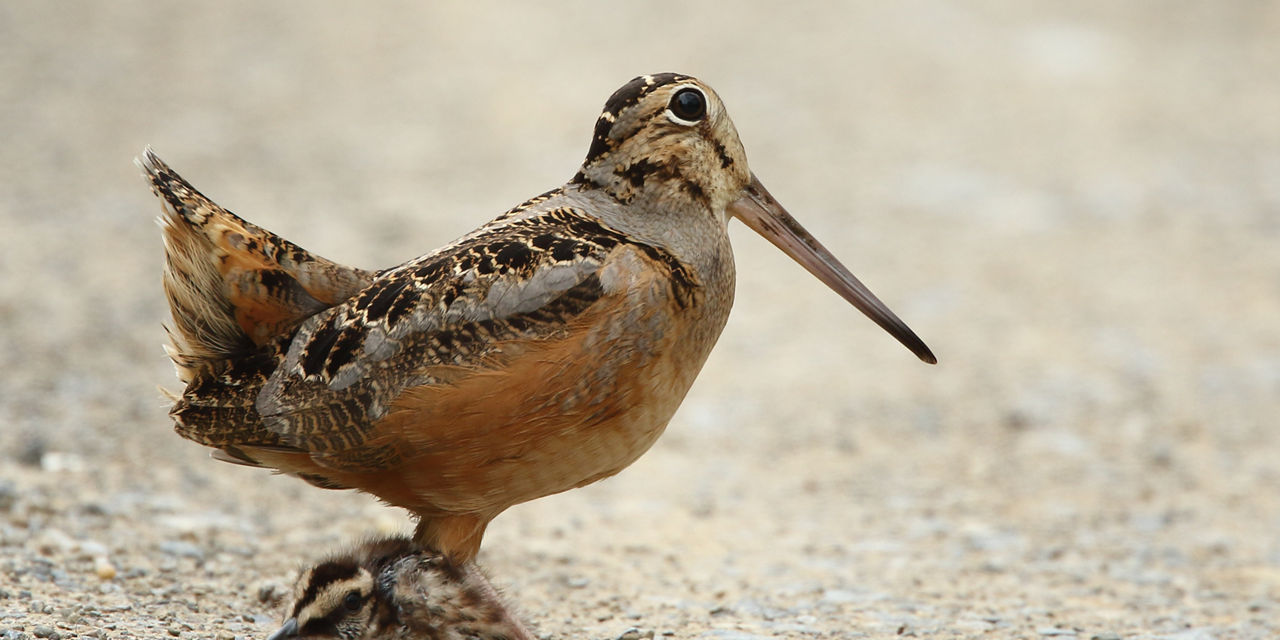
[2, 2, 1278, 639]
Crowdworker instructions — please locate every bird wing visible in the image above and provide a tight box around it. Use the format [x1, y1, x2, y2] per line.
[243, 206, 696, 470]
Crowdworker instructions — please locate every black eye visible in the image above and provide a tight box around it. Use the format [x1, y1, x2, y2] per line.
[668, 88, 706, 123]
[343, 591, 363, 611]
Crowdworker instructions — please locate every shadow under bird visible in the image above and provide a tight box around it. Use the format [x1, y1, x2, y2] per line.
[267, 537, 534, 640]
[143, 72, 935, 564]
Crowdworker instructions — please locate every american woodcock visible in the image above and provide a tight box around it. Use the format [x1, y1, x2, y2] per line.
[144, 72, 935, 563]
[268, 537, 533, 640]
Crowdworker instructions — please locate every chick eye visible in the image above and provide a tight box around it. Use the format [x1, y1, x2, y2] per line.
[668, 87, 706, 124]
[343, 591, 363, 611]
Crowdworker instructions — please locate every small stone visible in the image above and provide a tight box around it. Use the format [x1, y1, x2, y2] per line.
[158, 541, 206, 560]
[31, 628, 56, 639]
[0, 481, 17, 511]
[40, 451, 87, 473]
[1090, 634, 1122, 640]
[1037, 629, 1076, 637]
[33, 528, 76, 554]
[819, 588, 860, 604]
[78, 540, 109, 558]
[616, 629, 654, 640]
[256, 581, 285, 604]
[95, 558, 117, 580]
[18, 435, 46, 467]
[58, 606, 84, 624]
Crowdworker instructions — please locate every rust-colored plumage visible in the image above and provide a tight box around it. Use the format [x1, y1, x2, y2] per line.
[144, 73, 934, 563]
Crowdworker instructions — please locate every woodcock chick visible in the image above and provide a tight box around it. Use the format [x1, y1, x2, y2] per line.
[143, 72, 935, 563]
[267, 537, 533, 640]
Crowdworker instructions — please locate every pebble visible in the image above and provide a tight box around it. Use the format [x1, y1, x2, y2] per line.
[78, 540, 109, 558]
[40, 451, 88, 473]
[95, 557, 117, 580]
[255, 581, 285, 604]
[1090, 634, 1122, 640]
[31, 627, 57, 640]
[158, 541, 206, 560]
[0, 481, 17, 511]
[819, 588, 861, 604]
[1037, 628, 1077, 637]
[18, 436, 46, 467]
[616, 628, 654, 640]
[32, 529, 76, 554]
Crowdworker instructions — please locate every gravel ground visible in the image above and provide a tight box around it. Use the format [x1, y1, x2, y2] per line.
[2, 2, 1278, 639]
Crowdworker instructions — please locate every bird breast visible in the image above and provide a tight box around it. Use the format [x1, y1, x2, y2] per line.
[383, 238, 736, 514]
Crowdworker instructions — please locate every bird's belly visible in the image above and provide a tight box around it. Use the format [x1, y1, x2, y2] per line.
[384, 275, 731, 516]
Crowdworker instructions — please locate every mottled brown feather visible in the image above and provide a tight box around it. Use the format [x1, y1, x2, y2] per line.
[140, 148, 374, 382]
[277, 536, 535, 639]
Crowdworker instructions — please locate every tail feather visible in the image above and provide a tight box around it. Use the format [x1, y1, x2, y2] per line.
[138, 147, 374, 382]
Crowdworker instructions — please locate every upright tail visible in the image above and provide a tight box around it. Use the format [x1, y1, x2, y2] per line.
[138, 147, 375, 383]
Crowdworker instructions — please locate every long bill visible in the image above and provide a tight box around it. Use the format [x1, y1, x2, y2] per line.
[727, 173, 937, 364]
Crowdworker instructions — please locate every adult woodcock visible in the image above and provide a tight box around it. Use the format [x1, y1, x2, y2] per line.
[143, 72, 936, 563]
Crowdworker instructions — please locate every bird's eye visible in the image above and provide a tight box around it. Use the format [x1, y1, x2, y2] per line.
[668, 88, 706, 124]
[343, 591, 363, 611]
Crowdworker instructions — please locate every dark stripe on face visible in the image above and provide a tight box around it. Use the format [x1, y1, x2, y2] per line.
[298, 618, 339, 637]
[292, 560, 361, 616]
[712, 139, 735, 169]
[579, 73, 694, 168]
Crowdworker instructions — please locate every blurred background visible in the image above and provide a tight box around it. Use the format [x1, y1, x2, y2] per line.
[1, 2, 1277, 638]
